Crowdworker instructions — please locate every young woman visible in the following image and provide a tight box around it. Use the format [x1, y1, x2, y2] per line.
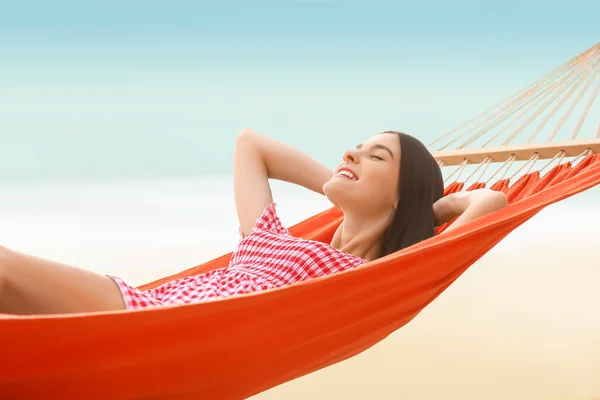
[0, 129, 507, 315]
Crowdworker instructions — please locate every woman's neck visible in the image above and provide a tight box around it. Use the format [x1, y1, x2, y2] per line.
[329, 209, 392, 261]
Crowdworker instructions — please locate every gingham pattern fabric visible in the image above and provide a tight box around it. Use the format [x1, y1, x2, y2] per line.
[109, 203, 368, 309]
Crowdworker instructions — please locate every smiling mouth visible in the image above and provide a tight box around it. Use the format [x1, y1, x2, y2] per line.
[335, 170, 358, 180]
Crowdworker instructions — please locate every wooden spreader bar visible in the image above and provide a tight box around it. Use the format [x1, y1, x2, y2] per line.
[432, 138, 600, 166]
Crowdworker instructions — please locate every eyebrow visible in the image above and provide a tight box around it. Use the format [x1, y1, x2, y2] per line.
[356, 143, 394, 159]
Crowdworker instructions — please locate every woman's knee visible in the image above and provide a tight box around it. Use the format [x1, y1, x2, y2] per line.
[0, 246, 13, 283]
[0, 246, 23, 305]
[0, 247, 8, 305]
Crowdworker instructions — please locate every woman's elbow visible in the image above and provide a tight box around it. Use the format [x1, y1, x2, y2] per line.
[236, 128, 259, 144]
[483, 189, 508, 212]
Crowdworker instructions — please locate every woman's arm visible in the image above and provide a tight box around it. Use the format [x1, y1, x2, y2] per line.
[433, 189, 508, 233]
[234, 128, 333, 236]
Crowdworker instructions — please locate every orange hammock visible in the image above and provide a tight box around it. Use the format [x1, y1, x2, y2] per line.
[1, 154, 599, 400]
[2, 42, 600, 399]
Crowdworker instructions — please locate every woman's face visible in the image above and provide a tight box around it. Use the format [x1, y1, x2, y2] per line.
[323, 133, 401, 216]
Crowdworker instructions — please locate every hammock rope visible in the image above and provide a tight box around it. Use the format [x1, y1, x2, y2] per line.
[478, 54, 596, 148]
[443, 158, 468, 184]
[462, 156, 491, 186]
[434, 46, 599, 151]
[429, 46, 599, 174]
[1, 43, 599, 400]
[571, 64, 600, 140]
[546, 56, 600, 142]
[526, 57, 598, 143]
[427, 43, 599, 149]
[486, 154, 516, 184]
[510, 55, 600, 145]
[571, 148, 592, 165]
[539, 150, 567, 174]
[510, 153, 540, 181]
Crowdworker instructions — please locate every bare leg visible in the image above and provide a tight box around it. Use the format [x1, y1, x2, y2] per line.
[0, 246, 126, 315]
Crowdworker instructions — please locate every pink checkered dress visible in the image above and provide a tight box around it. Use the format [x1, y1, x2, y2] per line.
[109, 203, 368, 309]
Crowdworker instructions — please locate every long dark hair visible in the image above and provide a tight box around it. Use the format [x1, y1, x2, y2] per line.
[380, 131, 444, 257]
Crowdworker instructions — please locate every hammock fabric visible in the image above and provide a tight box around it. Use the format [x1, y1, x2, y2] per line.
[1, 154, 599, 400]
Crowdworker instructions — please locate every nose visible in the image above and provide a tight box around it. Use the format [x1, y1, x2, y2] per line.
[343, 149, 360, 164]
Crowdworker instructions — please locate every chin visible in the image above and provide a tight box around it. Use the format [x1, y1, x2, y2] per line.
[323, 179, 360, 210]
[323, 180, 343, 209]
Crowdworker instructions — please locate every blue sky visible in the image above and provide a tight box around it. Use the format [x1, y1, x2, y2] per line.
[2, 1, 597, 60]
[0, 1, 598, 181]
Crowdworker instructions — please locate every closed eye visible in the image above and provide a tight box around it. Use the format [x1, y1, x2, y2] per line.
[370, 154, 383, 160]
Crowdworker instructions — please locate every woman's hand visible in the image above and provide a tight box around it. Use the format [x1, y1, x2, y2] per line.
[433, 189, 508, 232]
[233, 128, 333, 237]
